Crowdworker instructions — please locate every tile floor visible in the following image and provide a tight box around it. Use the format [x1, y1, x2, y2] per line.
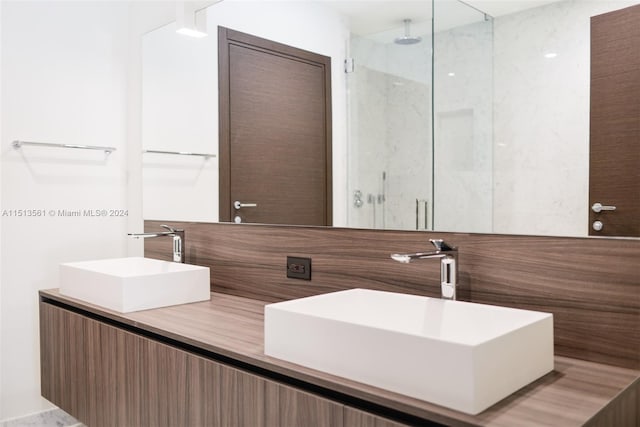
[0, 409, 83, 427]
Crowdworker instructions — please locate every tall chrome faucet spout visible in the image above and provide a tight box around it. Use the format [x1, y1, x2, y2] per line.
[391, 251, 448, 263]
[128, 224, 185, 263]
[391, 239, 458, 300]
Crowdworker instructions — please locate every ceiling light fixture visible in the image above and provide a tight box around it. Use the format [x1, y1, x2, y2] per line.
[176, 2, 207, 38]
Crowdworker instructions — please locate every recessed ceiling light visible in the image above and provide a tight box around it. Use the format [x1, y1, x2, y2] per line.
[448, 72, 455, 77]
[544, 52, 558, 59]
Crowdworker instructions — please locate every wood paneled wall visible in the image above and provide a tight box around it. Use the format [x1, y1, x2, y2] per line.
[144, 221, 640, 370]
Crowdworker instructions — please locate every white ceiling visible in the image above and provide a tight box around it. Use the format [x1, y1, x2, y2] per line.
[323, 0, 561, 37]
[465, 0, 560, 17]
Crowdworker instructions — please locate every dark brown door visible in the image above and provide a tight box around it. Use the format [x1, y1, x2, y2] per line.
[589, 4, 640, 237]
[218, 27, 332, 226]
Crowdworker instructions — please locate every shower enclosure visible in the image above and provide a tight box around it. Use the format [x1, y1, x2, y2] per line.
[347, 0, 493, 232]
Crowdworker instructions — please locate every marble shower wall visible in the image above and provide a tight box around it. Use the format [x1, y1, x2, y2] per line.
[492, 0, 638, 236]
[348, 58, 388, 229]
[433, 18, 493, 233]
[348, 35, 432, 230]
[386, 74, 431, 230]
[349, 0, 639, 236]
[349, 12, 492, 232]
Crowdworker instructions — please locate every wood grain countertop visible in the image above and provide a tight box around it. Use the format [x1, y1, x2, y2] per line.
[39, 289, 639, 427]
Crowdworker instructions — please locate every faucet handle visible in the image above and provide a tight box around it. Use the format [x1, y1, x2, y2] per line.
[429, 239, 456, 252]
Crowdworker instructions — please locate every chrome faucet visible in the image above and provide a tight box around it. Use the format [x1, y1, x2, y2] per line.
[128, 225, 185, 263]
[391, 239, 458, 300]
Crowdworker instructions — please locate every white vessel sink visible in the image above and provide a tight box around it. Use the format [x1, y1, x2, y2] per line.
[59, 257, 210, 313]
[264, 288, 553, 415]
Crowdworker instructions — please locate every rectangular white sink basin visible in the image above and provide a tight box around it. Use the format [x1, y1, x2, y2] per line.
[59, 257, 210, 313]
[264, 289, 553, 415]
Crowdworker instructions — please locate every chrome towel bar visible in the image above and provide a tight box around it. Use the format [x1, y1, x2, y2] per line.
[12, 140, 116, 154]
[143, 149, 216, 158]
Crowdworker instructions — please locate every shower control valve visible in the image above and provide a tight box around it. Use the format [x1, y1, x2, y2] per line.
[353, 190, 364, 208]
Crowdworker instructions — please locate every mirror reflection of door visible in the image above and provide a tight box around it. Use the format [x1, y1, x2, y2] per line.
[218, 27, 332, 226]
[589, 4, 640, 237]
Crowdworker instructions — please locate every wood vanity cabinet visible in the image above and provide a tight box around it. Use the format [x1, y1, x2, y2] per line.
[343, 408, 415, 427]
[39, 302, 409, 427]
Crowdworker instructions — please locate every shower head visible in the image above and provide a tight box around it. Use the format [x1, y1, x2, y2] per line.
[394, 19, 422, 45]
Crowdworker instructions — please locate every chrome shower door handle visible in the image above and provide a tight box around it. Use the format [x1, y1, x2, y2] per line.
[591, 202, 616, 213]
[233, 200, 257, 210]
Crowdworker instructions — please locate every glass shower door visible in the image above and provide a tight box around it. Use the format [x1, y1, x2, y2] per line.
[432, 0, 494, 233]
[347, 15, 433, 230]
[346, 0, 493, 232]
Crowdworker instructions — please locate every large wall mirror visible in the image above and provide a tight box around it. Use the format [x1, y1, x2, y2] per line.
[142, 0, 639, 238]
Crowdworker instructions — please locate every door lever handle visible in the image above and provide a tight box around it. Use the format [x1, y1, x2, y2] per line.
[591, 202, 616, 213]
[234, 200, 258, 210]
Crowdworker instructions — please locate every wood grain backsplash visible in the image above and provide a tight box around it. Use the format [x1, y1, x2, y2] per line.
[144, 221, 640, 370]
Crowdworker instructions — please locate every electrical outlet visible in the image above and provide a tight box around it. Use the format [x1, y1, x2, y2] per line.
[286, 256, 311, 280]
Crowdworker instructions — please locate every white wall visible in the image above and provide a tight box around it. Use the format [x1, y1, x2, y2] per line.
[0, 1, 131, 420]
[142, 21, 219, 222]
[142, 0, 349, 225]
[125, 1, 196, 255]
